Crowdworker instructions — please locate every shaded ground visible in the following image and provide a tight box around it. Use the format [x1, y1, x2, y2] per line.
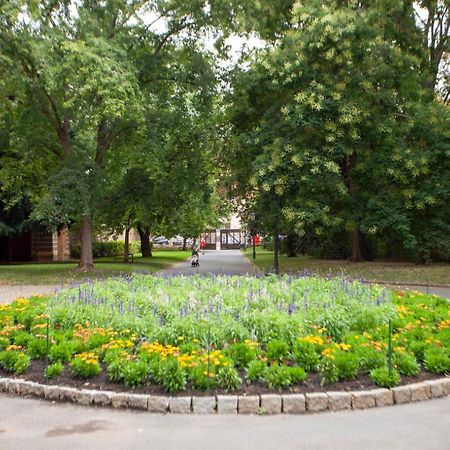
[0, 250, 190, 286]
[244, 250, 450, 286]
[0, 395, 449, 450]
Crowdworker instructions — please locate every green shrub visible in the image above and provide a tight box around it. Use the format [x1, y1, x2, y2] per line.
[0, 338, 9, 350]
[333, 351, 360, 380]
[50, 341, 74, 363]
[0, 350, 30, 374]
[369, 366, 400, 388]
[394, 352, 420, 376]
[107, 359, 125, 382]
[121, 360, 149, 388]
[27, 338, 47, 359]
[291, 341, 320, 371]
[161, 358, 186, 393]
[190, 365, 215, 390]
[13, 332, 33, 347]
[266, 340, 289, 363]
[359, 347, 385, 373]
[424, 348, 450, 374]
[266, 364, 292, 389]
[216, 366, 241, 391]
[226, 343, 257, 368]
[45, 362, 64, 378]
[319, 358, 339, 385]
[70, 353, 101, 378]
[246, 360, 267, 383]
[408, 340, 428, 361]
[288, 366, 307, 384]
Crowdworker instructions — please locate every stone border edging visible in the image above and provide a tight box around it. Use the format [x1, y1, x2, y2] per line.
[0, 376, 448, 415]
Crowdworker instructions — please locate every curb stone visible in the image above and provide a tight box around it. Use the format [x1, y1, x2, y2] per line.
[305, 393, 328, 412]
[352, 391, 376, 409]
[260, 394, 282, 414]
[282, 394, 306, 414]
[0, 375, 448, 415]
[238, 395, 260, 414]
[169, 396, 192, 414]
[192, 396, 216, 414]
[327, 392, 352, 411]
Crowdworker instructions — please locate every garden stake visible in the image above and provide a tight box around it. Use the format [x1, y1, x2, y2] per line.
[388, 317, 392, 375]
[207, 323, 211, 388]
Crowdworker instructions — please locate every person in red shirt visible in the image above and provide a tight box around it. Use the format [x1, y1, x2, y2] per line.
[200, 238, 206, 255]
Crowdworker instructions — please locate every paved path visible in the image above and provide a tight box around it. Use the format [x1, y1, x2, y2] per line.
[160, 250, 262, 276]
[0, 395, 448, 450]
[0, 285, 57, 304]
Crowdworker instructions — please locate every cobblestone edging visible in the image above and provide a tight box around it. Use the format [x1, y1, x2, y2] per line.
[0, 377, 448, 414]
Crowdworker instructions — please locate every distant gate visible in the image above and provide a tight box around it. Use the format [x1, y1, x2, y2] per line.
[200, 230, 216, 250]
[220, 229, 242, 250]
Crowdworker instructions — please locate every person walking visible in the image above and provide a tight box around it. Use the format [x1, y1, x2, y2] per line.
[200, 238, 206, 255]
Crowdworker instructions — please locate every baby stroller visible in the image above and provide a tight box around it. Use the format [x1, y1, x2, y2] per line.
[191, 252, 199, 267]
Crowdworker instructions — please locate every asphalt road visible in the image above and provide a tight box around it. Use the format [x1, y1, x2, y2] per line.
[0, 395, 449, 450]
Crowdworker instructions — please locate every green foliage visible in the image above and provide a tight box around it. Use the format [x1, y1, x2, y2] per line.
[266, 364, 292, 389]
[190, 365, 215, 390]
[121, 360, 149, 388]
[216, 366, 241, 391]
[0, 337, 9, 350]
[27, 338, 47, 359]
[394, 352, 420, 377]
[0, 350, 30, 374]
[226, 343, 257, 368]
[333, 351, 360, 380]
[369, 366, 400, 388]
[246, 360, 267, 382]
[266, 340, 289, 363]
[424, 348, 450, 374]
[161, 358, 186, 393]
[107, 359, 125, 383]
[70, 353, 101, 378]
[291, 341, 320, 371]
[50, 341, 74, 363]
[13, 332, 33, 347]
[319, 359, 339, 385]
[288, 366, 307, 384]
[358, 347, 386, 373]
[45, 362, 64, 379]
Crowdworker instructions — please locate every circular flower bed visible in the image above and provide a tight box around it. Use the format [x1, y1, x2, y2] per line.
[0, 275, 448, 394]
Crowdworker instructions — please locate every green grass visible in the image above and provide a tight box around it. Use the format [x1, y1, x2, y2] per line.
[244, 249, 450, 285]
[0, 250, 190, 285]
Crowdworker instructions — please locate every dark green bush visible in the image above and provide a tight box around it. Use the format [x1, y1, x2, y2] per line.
[27, 338, 47, 359]
[216, 366, 241, 391]
[50, 341, 74, 363]
[121, 360, 149, 388]
[394, 352, 420, 376]
[0, 350, 30, 374]
[369, 366, 400, 388]
[266, 340, 289, 363]
[288, 366, 307, 384]
[161, 358, 186, 393]
[333, 351, 360, 380]
[246, 360, 267, 382]
[424, 348, 450, 374]
[266, 364, 292, 389]
[45, 362, 64, 378]
[226, 343, 257, 368]
[359, 347, 386, 373]
[291, 341, 320, 371]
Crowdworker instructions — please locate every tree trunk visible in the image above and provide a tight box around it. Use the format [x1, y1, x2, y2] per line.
[350, 228, 364, 262]
[182, 237, 187, 251]
[124, 227, 130, 263]
[137, 225, 152, 257]
[273, 227, 280, 275]
[79, 215, 94, 270]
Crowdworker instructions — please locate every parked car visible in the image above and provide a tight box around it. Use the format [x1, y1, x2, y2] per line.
[152, 236, 169, 245]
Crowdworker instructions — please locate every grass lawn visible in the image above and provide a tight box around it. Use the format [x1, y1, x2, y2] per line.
[0, 250, 190, 285]
[244, 249, 450, 285]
